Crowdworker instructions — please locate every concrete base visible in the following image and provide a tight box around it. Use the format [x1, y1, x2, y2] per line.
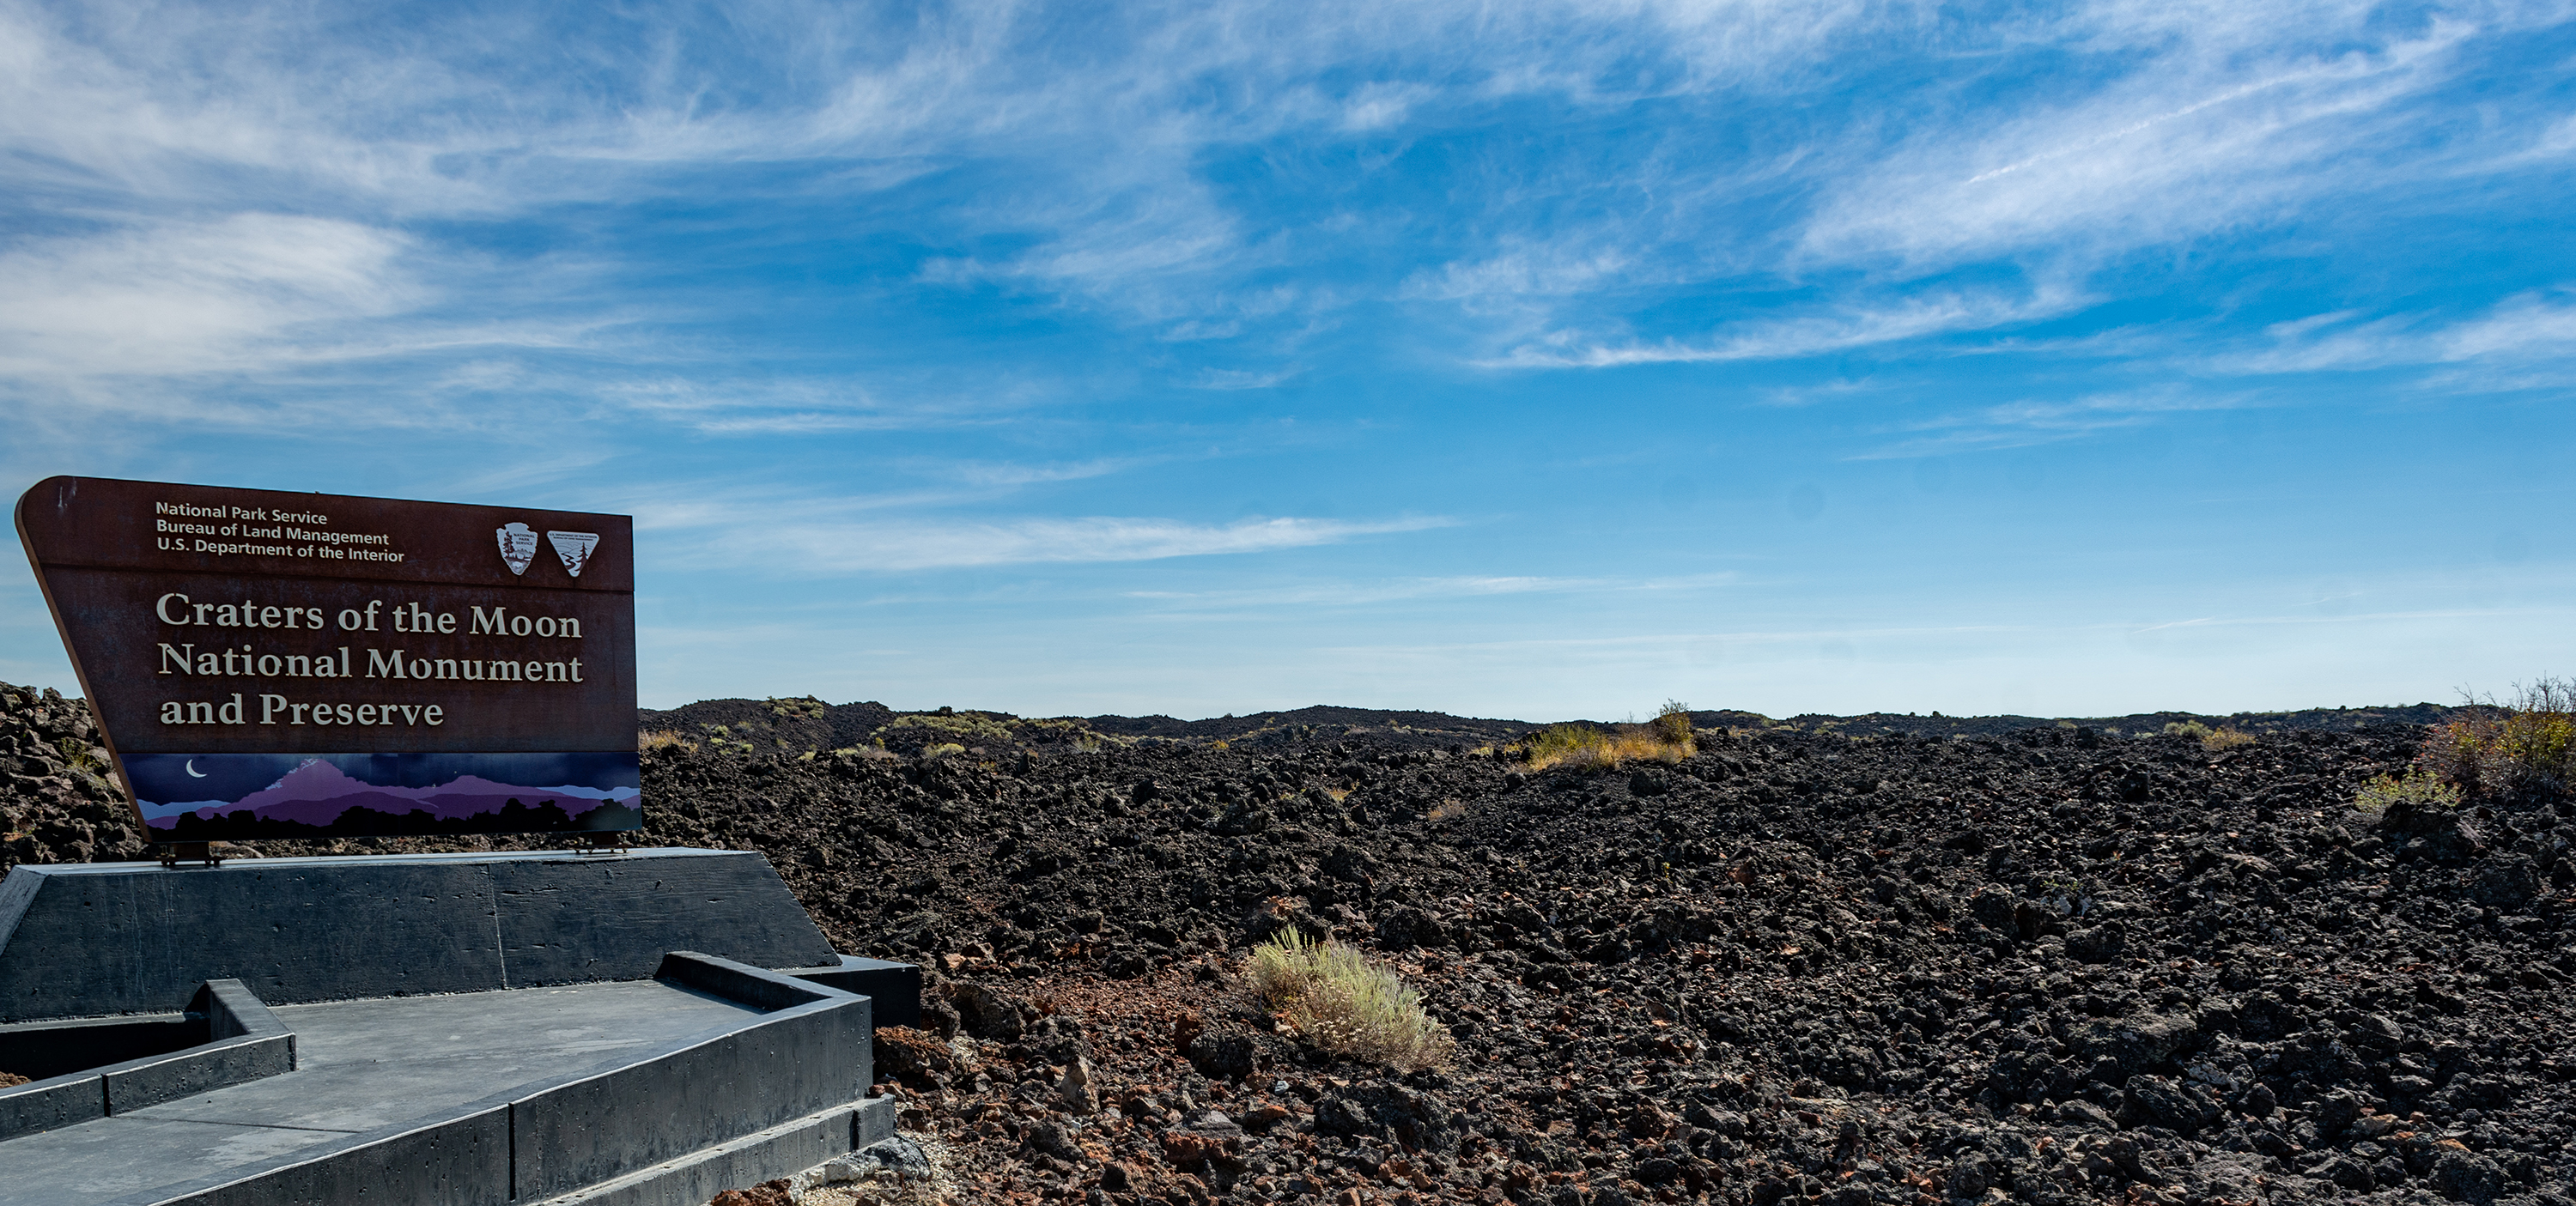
[0, 848, 920, 1206]
[539, 1096, 900, 1206]
[0, 955, 873, 1206]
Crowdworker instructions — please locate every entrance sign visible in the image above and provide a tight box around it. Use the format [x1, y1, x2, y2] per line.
[15, 476, 640, 841]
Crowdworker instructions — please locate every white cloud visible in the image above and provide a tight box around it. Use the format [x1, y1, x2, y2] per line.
[1488, 282, 2086, 367]
[2211, 288, 2576, 376]
[3, 0, 2570, 407]
[1854, 387, 2257, 458]
[940, 457, 1153, 488]
[1121, 572, 1732, 609]
[0, 214, 415, 380]
[2436, 289, 2576, 361]
[1189, 367, 1301, 391]
[632, 495, 1455, 572]
[1795, 6, 2574, 271]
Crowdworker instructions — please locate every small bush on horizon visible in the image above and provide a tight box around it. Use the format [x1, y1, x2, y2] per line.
[1652, 700, 1692, 746]
[2355, 767, 2462, 816]
[2164, 720, 2257, 752]
[1516, 700, 1697, 771]
[1248, 929, 1452, 1072]
[884, 712, 1018, 747]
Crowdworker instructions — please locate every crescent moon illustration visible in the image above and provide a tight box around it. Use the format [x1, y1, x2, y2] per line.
[185, 760, 206, 778]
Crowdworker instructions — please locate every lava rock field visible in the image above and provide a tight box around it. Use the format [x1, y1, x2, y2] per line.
[3, 685, 2573, 1206]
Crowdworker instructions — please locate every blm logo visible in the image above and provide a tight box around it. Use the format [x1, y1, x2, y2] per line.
[548, 530, 599, 579]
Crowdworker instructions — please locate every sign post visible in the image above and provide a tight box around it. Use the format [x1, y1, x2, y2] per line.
[15, 476, 640, 864]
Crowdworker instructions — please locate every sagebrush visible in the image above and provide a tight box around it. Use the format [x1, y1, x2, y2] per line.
[2418, 678, 2576, 799]
[1519, 700, 1696, 771]
[2354, 767, 2461, 815]
[1247, 929, 1453, 1071]
[2163, 720, 2256, 752]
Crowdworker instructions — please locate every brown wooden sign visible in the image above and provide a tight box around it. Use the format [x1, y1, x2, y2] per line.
[15, 476, 641, 841]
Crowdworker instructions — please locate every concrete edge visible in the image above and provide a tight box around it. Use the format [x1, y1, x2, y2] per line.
[100, 1101, 512, 1206]
[0, 866, 39, 965]
[200, 979, 289, 1047]
[0, 979, 298, 1141]
[102, 1032, 294, 1116]
[657, 950, 854, 1012]
[0, 1067, 105, 1142]
[856, 1089, 899, 1148]
[102, 981, 295, 1114]
[510, 958, 873, 1199]
[782, 955, 921, 1029]
[537, 1096, 902, 1206]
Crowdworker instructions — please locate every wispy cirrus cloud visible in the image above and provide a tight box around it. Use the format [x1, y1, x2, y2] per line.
[0, 215, 417, 381]
[629, 486, 1455, 572]
[8, 0, 2571, 403]
[1121, 572, 1734, 609]
[2209, 288, 2576, 378]
[1486, 282, 2087, 368]
[1796, 7, 2522, 270]
[1852, 388, 2258, 459]
[731, 515, 1454, 573]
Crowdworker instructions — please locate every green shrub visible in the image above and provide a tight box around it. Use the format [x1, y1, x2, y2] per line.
[2202, 726, 2257, 751]
[1248, 929, 1452, 1071]
[1652, 700, 1693, 746]
[882, 712, 1018, 747]
[2162, 720, 2255, 752]
[2420, 678, 2576, 799]
[1522, 724, 1611, 767]
[2354, 767, 2462, 816]
[1516, 702, 1696, 771]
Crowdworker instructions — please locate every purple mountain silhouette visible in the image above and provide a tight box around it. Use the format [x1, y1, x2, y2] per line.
[144, 759, 638, 831]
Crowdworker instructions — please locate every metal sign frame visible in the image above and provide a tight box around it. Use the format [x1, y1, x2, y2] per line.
[15, 476, 641, 850]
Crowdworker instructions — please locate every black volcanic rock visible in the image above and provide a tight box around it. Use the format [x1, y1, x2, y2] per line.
[6, 682, 2573, 1204]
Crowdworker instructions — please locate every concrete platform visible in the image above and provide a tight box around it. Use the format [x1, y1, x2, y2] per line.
[4, 977, 749, 1204]
[0, 851, 917, 1206]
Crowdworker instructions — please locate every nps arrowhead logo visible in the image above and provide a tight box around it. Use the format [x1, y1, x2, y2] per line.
[495, 522, 538, 575]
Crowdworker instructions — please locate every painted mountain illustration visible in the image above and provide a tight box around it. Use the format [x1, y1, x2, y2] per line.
[140, 758, 640, 832]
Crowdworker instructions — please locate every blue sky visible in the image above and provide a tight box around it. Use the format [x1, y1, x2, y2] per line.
[3, 0, 2573, 720]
